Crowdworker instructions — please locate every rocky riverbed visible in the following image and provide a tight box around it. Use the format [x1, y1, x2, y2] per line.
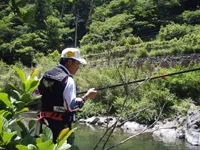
[22, 102, 200, 147]
[78, 103, 200, 147]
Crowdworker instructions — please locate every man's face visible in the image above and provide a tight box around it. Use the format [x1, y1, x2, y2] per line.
[67, 59, 80, 75]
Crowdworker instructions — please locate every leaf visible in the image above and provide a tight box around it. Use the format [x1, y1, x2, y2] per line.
[57, 143, 71, 150]
[27, 144, 38, 150]
[0, 110, 12, 119]
[36, 137, 42, 144]
[30, 68, 40, 79]
[14, 66, 26, 84]
[0, 93, 12, 108]
[11, 90, 22, 101]
[57, 128, 70, 141]
[28, 120, 36, 131]
[41, 125, 53, 141]
[16, 145, 29, 150]
[2, 131, 17, 144]
[13, 101, 26, 110]
[0, 117, 3, 133]
[17, 121, 29, 135]
[39, 134, 46, 142]
[57, 127, 77, 148]
[21, 93, 31, 103]
[8, 84, 22, 94]
[2, 116, 9, 131]
[20, 135, 36, 146]
[9, 117, 24, 126]
[24, 80, 39, 93]
[15, 107, 29, 115]
[37, 140, 55, 150]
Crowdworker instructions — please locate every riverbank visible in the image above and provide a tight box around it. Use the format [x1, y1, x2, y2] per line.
[78, 103, 200, 148]
[22, 102, 200, 148]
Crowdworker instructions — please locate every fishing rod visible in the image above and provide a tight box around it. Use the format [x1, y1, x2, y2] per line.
[78, 67, 200, 95]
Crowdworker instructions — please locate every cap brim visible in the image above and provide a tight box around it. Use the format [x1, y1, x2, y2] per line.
[77, 58, 87, 65]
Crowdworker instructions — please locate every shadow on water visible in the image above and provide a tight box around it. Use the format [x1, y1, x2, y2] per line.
[70, 123, 199, 150]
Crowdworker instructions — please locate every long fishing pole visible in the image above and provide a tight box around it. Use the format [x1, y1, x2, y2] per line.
[78, 67, 200, 95]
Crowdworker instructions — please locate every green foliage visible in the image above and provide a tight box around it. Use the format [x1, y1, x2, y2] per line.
[81, 13, 134, 53]
[0, 66, 40, 120]
[178, 10, 200, 24]
[158, 24, 190, 41]
[126, 35, 143, 45]
[90, 0, 133, 22]
[0, 66, 75, 150]
[75, 61, 200, 124]
[46, 15, 74, 49]
[165, 67, 200, 99]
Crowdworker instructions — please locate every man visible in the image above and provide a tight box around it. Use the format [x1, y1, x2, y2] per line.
[38, 48, 97, 143]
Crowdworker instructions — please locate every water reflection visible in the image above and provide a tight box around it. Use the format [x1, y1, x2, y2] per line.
[70, 123, 197, 150]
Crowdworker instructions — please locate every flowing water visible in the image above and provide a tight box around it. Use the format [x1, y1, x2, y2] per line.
[70, 123, 199, 150]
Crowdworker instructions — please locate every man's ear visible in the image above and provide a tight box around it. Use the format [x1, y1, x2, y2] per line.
[67, 59, 72, 65]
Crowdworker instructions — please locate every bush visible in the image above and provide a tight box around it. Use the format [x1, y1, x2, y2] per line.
[178, 10, 200, 24]
[158, 24, 190, 41]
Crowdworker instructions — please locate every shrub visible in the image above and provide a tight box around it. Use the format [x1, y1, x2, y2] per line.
[158, 24, 189, 41]
[178, 10, 200, 24]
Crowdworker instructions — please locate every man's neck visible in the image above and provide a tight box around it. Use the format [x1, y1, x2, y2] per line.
[58, 64, 71, 75]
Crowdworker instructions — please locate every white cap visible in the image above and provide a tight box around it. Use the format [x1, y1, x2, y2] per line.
[60, 48, 87, 65]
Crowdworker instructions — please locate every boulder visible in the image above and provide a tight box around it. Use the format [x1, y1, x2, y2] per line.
[185, 105, 200, 145]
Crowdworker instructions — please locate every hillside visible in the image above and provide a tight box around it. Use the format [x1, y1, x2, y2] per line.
[0, 0, 200, 66]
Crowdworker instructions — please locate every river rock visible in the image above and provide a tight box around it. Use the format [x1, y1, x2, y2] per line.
[85, 116, 100, 124]
[121, 121, 147, 133]
[153, 128, 177, 143]
[185, 105, 200, 145]
[152, 116, 186, 143]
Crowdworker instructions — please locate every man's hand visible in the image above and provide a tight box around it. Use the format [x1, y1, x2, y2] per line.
[82, 88, 97, 101]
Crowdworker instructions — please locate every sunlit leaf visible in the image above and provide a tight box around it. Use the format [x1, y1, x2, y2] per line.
[16, 144, 29, 150]
[36, 137, 42, 144]
[57, 143, 71, 150]
[0, 110, 12, 119]
[14, 66, 26, 84]
[24, 80, 39, 93]
[57, 128, 70, 141]
[57, 127, 77, 148]
[37, 140, 54, 150]
[27, 144, 38, 150]
[30, 68, 40, 79]
[2, 131, 17, 144]
[0, 93, 12, 108]
[15, 107, 29, 115]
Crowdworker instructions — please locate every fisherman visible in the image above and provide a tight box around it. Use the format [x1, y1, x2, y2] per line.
[38, 48, 97, 143]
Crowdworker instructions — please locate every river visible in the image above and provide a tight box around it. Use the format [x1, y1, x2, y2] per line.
[70, 123, 199, 150]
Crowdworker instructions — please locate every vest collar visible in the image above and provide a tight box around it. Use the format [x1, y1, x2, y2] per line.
[58, 64, 71, 76]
